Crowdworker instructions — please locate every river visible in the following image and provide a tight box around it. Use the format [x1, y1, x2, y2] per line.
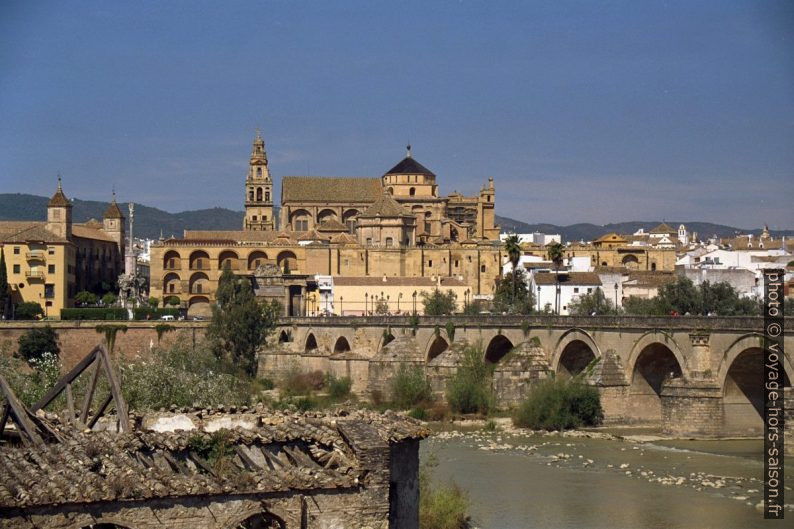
[421, 422, 791, 529]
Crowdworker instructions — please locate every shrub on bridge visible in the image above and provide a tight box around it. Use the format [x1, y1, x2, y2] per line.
[390, 363, 432, 409]
[326, 373, 353, 400]
[446, 345, 494, 415]
[61, 307, 128, 320]
[513, 377, 603, 431]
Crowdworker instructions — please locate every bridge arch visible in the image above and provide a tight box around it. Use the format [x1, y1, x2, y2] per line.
[426, 335, 449, 362]
[626, 331, 687, 377]
[304, 332, 318, 352]
[628, 341, 683, 424]
[719, 334, 792, 435]
[224, 507, 287, 529]
[485, 335, 514, 364]
[552, 328, 601, 376]
[378, 330, 396, 351]
[278, 329, 291, 344]
[333, 336, 352, 355]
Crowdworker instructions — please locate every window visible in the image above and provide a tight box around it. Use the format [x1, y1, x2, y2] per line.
[385, 237, 393, 247]
[265, 191, 270, 202]
[409, 187, 416, 196]
[252, 215, 257, 222]
[48, 264, 55, 274]
[48, 248, 55, 255]
[480, 264, 486, 273]
[196, 283, 203, 294]
[424, 222, 431, 233]
[428, 260, 433, 267]
[168, 258, 175, 269]
[256, 167, 262, 177]
[44, 284, 54, 299]
[574, 287, 579, 293]
[454, 260, 459, 268]
[248, 190, 254, 201]
[256, 188, 262, 201]
[13, 247, 20, 255]
[168, 284, 175, 293]
[295, 219, 309, 231]
[651, 263, 657, 271]
[13, 264, 20, 274]
[587, 288, 593, 293]
[366, 238, 372, 245]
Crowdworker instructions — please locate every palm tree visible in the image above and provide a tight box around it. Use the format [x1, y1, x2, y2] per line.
[504, 234, 522, 304]
[546, 241, 564, 314]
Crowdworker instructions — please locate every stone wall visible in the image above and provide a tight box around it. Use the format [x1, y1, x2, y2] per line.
[0, 321, 207, 369]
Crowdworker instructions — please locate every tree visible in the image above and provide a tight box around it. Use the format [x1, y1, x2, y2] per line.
[148, 296, 160, 308]
[15, 301, 44, 320]
[101, 292, 117, 306]
[503, 234, 522, 301]
[567, 287, 618, 315]
[657, 276, 701, 315]
[75, 290, 98, 306]
[207, 264, 277, 375]
[374, 297, 390, 315]
[546, 241, 565, 314]
[17, 325, 59, 364]
[492, 268, 535, 314]
[421, 289, 457, 315]
[622, 276, 761, 316]
[165, 295, 181, 306]
[0, 249, 8, 319]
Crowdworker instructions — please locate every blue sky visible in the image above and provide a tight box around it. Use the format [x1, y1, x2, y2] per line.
[1, 1, 792, 229]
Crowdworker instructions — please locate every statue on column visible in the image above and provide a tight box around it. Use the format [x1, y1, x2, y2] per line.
[118, 202, 145, 310]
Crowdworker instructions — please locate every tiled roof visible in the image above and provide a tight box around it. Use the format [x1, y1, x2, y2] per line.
[0, 408, 429, 510]
[316, 218, 348, 232]
[103, 199, 124, 219]
[384, 156, 435, 177]
[282, 176, 382, 203]
[333, 276, 466, 287]
[593, 232, 627, 243]
[0, 223, 68, 244]
[533, 272, 602, 286]
[329, 233, 358, 245]
[650, 222, 675, 234]
[297, 229, 327, 241]
[47, 187, 71, 208]
[72, 224, 116, 243]
[359, 192, 412, 218]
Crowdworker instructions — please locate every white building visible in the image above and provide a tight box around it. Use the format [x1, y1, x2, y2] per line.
[529, 271, 602, 315]
[500, 232, 562, 246]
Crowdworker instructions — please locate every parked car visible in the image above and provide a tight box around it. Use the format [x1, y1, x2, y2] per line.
[160, 314, 175, 321]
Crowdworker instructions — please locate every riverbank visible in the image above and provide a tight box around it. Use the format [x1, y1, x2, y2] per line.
[421, 421, 791, 529]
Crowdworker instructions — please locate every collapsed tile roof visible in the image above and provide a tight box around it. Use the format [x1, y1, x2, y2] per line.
[0, 408, 429, 511]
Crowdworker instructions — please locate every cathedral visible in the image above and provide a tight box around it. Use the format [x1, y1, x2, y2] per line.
[149, 131, 505, 316]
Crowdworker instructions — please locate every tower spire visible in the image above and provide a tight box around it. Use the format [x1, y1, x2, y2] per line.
[406, 144, 412, 158]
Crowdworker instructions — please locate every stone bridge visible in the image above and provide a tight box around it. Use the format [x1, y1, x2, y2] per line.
[261, 315, 793, 437]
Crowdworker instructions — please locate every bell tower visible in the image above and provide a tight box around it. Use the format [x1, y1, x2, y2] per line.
[244, 129, 274, 231]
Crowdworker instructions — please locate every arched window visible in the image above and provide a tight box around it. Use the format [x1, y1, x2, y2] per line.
[248, 189, 254, 201]
[265, 191, 270, 202]
[256, 167, 262, 177]
[256, 188, 263, 201]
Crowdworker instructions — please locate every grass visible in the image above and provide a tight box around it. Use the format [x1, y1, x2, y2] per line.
[420, 454, 471, 529]
[390, 363, 433, 409]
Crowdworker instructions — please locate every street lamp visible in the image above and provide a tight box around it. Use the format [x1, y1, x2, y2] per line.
[412, 290, 417, 315]
[537, 285, 541, 312]
[364, 293, 368, 316]
[614, 283, 619, 310]
[464, 288, 470, 311]
[339, 296, 343, 316]
[398, 292, 402, 313]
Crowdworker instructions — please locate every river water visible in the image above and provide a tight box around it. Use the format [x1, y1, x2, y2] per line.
[421, 423, 791, 529]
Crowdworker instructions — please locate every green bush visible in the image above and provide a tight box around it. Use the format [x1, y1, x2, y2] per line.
[446, 345, 494, 415]
[0, 352, 61, 407]
[61, 307, 128, 320]
[390, 363, 432, 409]
[421, 289, 458, 315]
[280, 366, 325, 396]
[409, 407, 428, 420]
[420, 460, 470, 529]
[119, 342, 255, 410]
[132, 307, 181, 320]
[17, 325, 59, 364]
[74, 290, 98, 306]
[15, 301, 44, 320]
[165, 295, 181, 306]
[513, 377, 603, 430]
[326, 373, 353, 400]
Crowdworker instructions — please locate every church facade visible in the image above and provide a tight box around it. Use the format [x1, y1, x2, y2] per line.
[149, 132, 504, 316]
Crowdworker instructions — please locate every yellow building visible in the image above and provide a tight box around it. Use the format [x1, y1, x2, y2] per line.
[0, 180, 125, 318]
[149, 133, 504, 316]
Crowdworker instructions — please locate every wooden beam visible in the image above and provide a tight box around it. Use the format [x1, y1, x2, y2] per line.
[31, 346, 100, 412]
[80, 356, 102, 424]
[98, 345, 130, 432]
[65, 383, 75, 422]
[0, 374, 45, 446]
[86, 393, 113, 429]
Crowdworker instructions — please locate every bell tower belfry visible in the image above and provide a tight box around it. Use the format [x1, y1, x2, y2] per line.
[244, 129, 275, 231]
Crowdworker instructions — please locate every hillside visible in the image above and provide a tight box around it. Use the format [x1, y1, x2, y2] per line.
[2, 193, 790, 242]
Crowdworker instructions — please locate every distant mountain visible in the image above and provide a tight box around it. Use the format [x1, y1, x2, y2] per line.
[0, 193, 245, 239]
[2, 193, 790, 243]
[494, 215, 794, 242]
